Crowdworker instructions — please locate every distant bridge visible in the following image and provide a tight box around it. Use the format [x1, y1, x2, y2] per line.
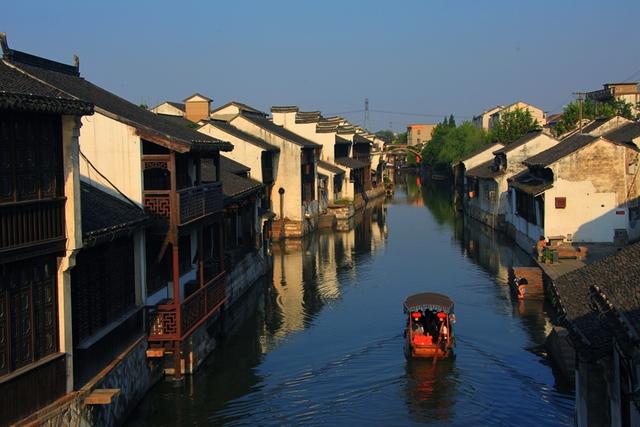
[383, 144, 423, 163]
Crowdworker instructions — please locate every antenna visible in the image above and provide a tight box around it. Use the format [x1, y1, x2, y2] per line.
[364, 98, 370, 130]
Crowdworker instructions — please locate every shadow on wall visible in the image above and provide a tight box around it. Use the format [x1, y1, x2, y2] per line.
[567, 195, 640, 245]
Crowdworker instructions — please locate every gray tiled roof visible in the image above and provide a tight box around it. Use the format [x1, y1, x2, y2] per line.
[458, 142, 504, 163]
[553, 242, 640, 357]
[335, 157, 368, 169]
[219, 157, 263, 202]
[523, 134, 598, 167]
[204, 119, 279, 152]
[465, 159, 502, 179]
[270, 105, 299, 113]
[317, 160, 345, 175]
[167, 101, 185, 111]
[493, 131, 548, 155]
[211, 101, 266, 116]
[0, 60, 93, 115]
[296, 111, 322, 124]
[183, 93, 212, 102]
[317, 117, 342, 133]
[336, 124, 355, 134]
[603, 122, 640, 145]
[241, 114, 320, 148]
[80, 182, 149, 245]
[353, 134, 372, 145]
[221, 171, 263, 200]
[335, 135, 351, 145]
[220, 156, 250, 174]
[508, 170, 552, 195]
[580, 117, 610, 134]
[5, 50, 232, 152]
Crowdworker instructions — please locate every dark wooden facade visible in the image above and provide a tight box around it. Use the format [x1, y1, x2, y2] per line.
[142, 140, 227, 379]
[353, 141, 372, 191]
[0, 112, 68, 425]
[71, 237, 142, 388]
[301, 148, 316, 204]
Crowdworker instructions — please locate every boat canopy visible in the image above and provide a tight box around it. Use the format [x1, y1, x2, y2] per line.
[404, 292, 454, 314]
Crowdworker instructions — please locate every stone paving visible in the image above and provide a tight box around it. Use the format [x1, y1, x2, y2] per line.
[535, 242, 621, 280]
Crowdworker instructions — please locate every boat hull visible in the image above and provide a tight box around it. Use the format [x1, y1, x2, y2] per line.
[405, 337, 454, 359]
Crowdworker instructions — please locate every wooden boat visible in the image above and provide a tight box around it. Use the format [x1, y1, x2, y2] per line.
[404, 292, 455, 359]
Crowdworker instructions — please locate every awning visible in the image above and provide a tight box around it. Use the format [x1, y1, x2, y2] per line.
[404, 293, 454, 314]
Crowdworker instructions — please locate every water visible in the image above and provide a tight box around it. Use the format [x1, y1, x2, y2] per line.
[127, 173, 573, 426]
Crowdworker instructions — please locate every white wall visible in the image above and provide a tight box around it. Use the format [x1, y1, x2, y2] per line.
[231, 115, 311, 221]
[544, 178, 625, 242]
[198, 123, 267, 182]
[78, 113, 144, 205]
[151, 103, 184, 117]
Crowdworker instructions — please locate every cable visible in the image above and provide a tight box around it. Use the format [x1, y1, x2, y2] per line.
[79, 149, 143, 210]
[327, 109, 470, 120]
[371, 109, 471, 120]
[622, 67, 640, 83]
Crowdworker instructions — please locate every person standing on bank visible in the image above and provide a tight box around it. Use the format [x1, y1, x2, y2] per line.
[536, 236, 547, 261]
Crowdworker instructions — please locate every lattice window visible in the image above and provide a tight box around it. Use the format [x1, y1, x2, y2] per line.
[0, 112, 62, 203]
[0, 257, 58, 377]
[71, 238, 136, 345]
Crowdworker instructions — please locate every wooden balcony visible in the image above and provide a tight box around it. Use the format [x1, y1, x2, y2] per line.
[143, 182, 223, 226]
[148, 272, 227, 342]
[178, 181, 223, 225]
[0, 198, 66, 254]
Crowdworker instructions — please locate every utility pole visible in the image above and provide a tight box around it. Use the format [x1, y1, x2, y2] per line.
[573, 92, 587, 134]
[364, 98, 370, 130]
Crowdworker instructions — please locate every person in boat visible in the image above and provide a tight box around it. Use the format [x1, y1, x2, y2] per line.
[426, 311, 438, 337]
[411, 312, 424, 334]
[437, 312, 448, 349]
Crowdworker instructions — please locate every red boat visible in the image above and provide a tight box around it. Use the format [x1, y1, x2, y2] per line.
[404, 293, 456, 359]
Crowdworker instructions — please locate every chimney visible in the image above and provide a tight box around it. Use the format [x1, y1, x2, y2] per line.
[184, 93, 212, 122]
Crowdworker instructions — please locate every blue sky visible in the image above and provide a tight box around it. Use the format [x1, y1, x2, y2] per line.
[4, 0, 640, 131]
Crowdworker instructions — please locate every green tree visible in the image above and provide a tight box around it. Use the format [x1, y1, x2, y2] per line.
[375, 129, 395, 143]
[448, 114, 456, 127]
[406, 150, 417, 165]
[490, 108, 540, 144]
[421, 122, 490, 171]
[554, 98, 636, 136]
[394, 132, 407, 145]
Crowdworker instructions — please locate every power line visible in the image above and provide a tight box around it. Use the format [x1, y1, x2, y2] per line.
[622, 67, 640, 83]
[370, 109, 471, 119]
[326, 108, 471, 120]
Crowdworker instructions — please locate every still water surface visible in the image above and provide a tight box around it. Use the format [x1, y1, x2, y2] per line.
[128, 174, 573, 426]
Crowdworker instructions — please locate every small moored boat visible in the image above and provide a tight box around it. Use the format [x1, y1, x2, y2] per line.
[404, 292, 456, 359]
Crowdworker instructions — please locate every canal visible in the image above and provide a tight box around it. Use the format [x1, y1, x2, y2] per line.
[127, 173, 574, 426]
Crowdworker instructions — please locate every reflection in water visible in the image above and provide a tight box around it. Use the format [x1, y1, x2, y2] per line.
[127, 175, 573, 426]
[419, 177, 556, 352]
[405, 358, 458, 423]
[266, 198, 388, 351]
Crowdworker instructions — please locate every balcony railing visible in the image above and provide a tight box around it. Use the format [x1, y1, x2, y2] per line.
[178, 181, 223, 225]
[143, 181, 223, 226]
[353, 154, 371, 163]
[148, 272, 227, 342]
[0, 198, 65, 252]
